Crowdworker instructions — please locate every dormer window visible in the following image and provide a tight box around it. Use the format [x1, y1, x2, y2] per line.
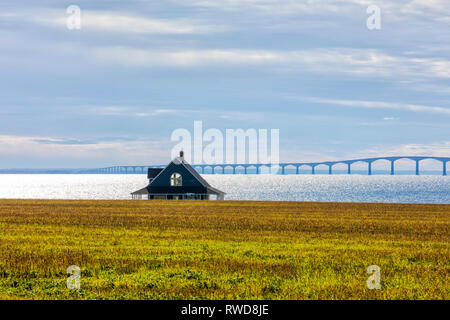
[170, 173, 182, 186]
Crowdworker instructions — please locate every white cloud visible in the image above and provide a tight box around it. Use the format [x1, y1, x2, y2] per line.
[0, 135, 171, 165]
[176, 0, 450, 20]
[86, 46, 450, 79]
[304, 97, 450, 115]
[89, 106, 178, 117]
[35, 9, 227, 34]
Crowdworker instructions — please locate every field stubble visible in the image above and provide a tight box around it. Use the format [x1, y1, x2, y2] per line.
[0, 199, 448, 299]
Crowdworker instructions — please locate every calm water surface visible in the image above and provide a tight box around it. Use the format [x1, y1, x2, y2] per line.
[0, 174, 449, 204]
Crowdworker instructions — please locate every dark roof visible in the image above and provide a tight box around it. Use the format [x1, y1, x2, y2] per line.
[206, 185, 225, 195]
[180, 159, 213, 188]
[132, 156, 225, 196]
[148, 168, 163, 179]
[131, 187, 149, 195]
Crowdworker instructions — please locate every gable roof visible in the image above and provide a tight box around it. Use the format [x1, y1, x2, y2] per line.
[149, 157, 210, 188]
[132, 156, 225, 196]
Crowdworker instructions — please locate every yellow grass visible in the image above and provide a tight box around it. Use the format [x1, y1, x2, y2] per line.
[0, 199, 448, 299]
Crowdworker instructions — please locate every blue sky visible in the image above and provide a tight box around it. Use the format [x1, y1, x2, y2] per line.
[0, 0, 449, 168]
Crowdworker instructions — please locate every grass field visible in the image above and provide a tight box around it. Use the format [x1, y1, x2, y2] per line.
[0, 199, 448, 300]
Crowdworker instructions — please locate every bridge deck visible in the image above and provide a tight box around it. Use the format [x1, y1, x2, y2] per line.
[93, 156, 449, 176]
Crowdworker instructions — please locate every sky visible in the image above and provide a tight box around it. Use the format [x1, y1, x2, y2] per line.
[0, 0, 449, 169]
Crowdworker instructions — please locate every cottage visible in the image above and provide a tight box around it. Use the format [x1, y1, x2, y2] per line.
[131, 151, 225, 200]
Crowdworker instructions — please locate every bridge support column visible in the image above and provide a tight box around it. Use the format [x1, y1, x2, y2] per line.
[233, 167, 236, 174]
[347, 163, 351, 174]
[244, 167, 247, 174]
[281, 166, 285, 175]
[368, 162, 372, 175]
[311, 166, 315, 175]
[296, 166, 299, 174]
[390, 161, 395, 175]
[328, 165, 332, 175]
[443, 162, 447, 176]
[415, 160, 420, 175]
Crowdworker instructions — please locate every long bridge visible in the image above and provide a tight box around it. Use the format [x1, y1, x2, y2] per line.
[92, 156, 449, 176]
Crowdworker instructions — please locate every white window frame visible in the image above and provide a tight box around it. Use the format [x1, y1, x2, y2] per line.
[170, 173, 182, 186]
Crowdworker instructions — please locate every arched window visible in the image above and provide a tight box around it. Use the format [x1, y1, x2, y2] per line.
[170, 173, 182, 186]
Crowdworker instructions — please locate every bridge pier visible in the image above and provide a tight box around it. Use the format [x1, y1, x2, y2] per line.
[368, 162, 372, 175]
[244, 167, 247, 174]
[347, 163, 351, 174]
[311, 166, 315, 175]
[415, 160, 420, 175]
[328, 165, 332, 175]
[281, 166, 285, 175]
[233, 167, 236, 174]
[296, 166, 299, 174]
[444, 161, 447, 176]
[390, 160, 395, 175]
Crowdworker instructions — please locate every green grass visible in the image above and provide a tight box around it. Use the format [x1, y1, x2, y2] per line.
[0, 199, 448, 299]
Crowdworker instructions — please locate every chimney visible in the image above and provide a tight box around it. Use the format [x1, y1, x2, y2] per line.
[179, 150, 184, 159]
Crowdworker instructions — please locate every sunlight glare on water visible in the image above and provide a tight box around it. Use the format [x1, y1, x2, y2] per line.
[0, 174, 449, 204]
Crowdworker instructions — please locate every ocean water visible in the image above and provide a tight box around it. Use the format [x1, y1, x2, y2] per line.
[0, 174, 449, 204]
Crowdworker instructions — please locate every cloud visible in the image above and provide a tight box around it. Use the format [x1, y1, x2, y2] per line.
[33, 9, 228, 34]
[177, 0, 450, 20]
[369, 141, 450, 157]
[31, 138, 97, 145]
[89, 106, 178, 117]
[304, 97, 450, 115]
[85, 46, 450, 79]
[0, 135, 174, 167]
